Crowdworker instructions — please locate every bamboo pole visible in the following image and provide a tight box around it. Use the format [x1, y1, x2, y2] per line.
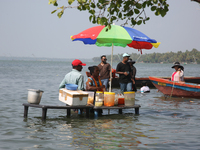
[109, 43, 114, 92]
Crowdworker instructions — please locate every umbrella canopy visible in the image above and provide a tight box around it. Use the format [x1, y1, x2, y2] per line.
[71, 25, 160, 52]
[71, 25, 160, 92]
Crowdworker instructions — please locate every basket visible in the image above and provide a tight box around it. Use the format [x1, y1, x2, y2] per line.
[65, 84, 78, 90]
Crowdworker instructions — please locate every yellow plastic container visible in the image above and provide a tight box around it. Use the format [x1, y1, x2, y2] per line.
[104, 92, 115, 107]
[124, 91, 135, 106]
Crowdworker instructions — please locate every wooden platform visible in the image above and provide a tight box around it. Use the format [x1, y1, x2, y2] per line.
[22, 103, 141, 120]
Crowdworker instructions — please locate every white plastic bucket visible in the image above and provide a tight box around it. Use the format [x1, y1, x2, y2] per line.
[27, 89, 44, 104]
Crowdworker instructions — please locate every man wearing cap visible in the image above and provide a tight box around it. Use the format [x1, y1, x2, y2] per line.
[59, 59, 86, 90]
[98, 55, 111, 91]
[116, 53, 134, 92]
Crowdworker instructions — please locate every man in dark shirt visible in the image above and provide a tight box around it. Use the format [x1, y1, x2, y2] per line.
[98, 55, 111, 91]
[128, 58, 137, 92]
[116, 53, 133, 92]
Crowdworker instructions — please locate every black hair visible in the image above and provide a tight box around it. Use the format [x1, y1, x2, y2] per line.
[141, 81, 147, 86]
[101, 55, 106, 59]
[88, 66, 98, 75]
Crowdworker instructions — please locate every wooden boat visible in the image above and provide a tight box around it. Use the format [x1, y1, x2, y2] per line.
[149, 76, 200, 98]
[112, 77, 200, 88]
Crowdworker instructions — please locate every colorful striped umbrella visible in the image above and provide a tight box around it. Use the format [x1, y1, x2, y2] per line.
[71, 25, 160, 92]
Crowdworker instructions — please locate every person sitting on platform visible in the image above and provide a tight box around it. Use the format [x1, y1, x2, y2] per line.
[59, 59, 86, 90]
[171, 62, 184, 82]
[86, 66, 105, 91]
[140, 81, 150, 93]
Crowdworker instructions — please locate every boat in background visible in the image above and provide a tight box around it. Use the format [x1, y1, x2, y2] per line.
[149, 76, 200, 98]
[112, 77, 200, 88]
[86, 72, 200, 88]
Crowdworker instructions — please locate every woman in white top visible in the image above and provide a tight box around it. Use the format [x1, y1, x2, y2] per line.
[171, 62, 184, 82]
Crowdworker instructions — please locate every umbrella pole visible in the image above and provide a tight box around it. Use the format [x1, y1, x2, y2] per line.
[109, 43, 113, 92]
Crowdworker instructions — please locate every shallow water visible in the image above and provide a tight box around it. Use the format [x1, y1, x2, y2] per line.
[0, 59, 200, 150]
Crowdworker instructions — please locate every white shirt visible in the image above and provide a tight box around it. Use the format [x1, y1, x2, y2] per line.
[171, 70, 184, 82]
[140, 86, 150, 93]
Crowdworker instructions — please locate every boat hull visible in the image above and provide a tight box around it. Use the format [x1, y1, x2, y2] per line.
[149, 76, 200, 98]
[111, 77, 200, 88]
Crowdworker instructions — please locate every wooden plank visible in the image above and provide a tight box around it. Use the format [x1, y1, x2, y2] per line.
[24, 106, 29, 118]
[23, 103, 93, 109]
[42, 108, 47, 121]
[22, 103, 140, 120]
[93, 104, 141, 110]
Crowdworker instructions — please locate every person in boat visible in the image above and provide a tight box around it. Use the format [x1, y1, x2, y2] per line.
[140, 81, 150, 93]
[86, 66, 105, 91]
[59, 59, 86, 90]
[171, 62, 184, 82]
[116, 53, 134, 92]
[98, 55, 111, 91]
[128, 58, 137, 92]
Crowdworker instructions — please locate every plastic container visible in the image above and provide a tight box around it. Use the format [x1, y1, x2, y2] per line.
[65, 84, 78, 90]
[104, 92, 115, 107]
[114, 94, 119, 106]
[27, 89, 44, 104]
[118, 94, 124, 105]
[95, 91, 104, 101]
[95, 91, 104, 107]
[124, 91, 135, 106]
[84, 91, 95, 105]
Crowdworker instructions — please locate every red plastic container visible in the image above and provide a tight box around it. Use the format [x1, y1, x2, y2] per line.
[118, 98, 124, 105]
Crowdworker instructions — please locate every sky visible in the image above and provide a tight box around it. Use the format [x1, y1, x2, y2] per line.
[0, 0, 200, 59]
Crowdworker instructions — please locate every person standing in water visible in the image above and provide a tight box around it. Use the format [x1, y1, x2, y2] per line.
[116, 53, 134, 92]
[98, 55, 111, 91]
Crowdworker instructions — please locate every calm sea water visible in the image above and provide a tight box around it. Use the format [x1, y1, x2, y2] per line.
[0, 59, 200, 150]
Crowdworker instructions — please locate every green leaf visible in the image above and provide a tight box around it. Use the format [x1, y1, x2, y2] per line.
[142, 2, 147, 8]
[134, 9, 140, 14]
[57, 11, 64, 18]
[111, 16, 117, 22]
[128, 10, 133, 16]
[136, 3, 142, 9]
[89, 15, 93, 22]
[97, 17, 101, 24]
[89, 10, 95, 14]
[77, 5, 82, 10]
[68, 0, 75, 5]
[137, 20, 142, 25]
[155, 9, 160, 16]
[91, 3, 96, 8]
[51, 9, 57, 14]
[153, 0, 158, 4]
[92, 15, 96, 23]
[151, 6, 157, 11]
[160, 8, 166, 17]
[131, 18, 136, 25]
[48, 0, 58, 6]
[119, 12, 122, 18]
[146, 17, 150, 21]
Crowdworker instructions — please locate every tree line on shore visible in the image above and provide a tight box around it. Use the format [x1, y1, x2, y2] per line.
[92, 49, 200, 64]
